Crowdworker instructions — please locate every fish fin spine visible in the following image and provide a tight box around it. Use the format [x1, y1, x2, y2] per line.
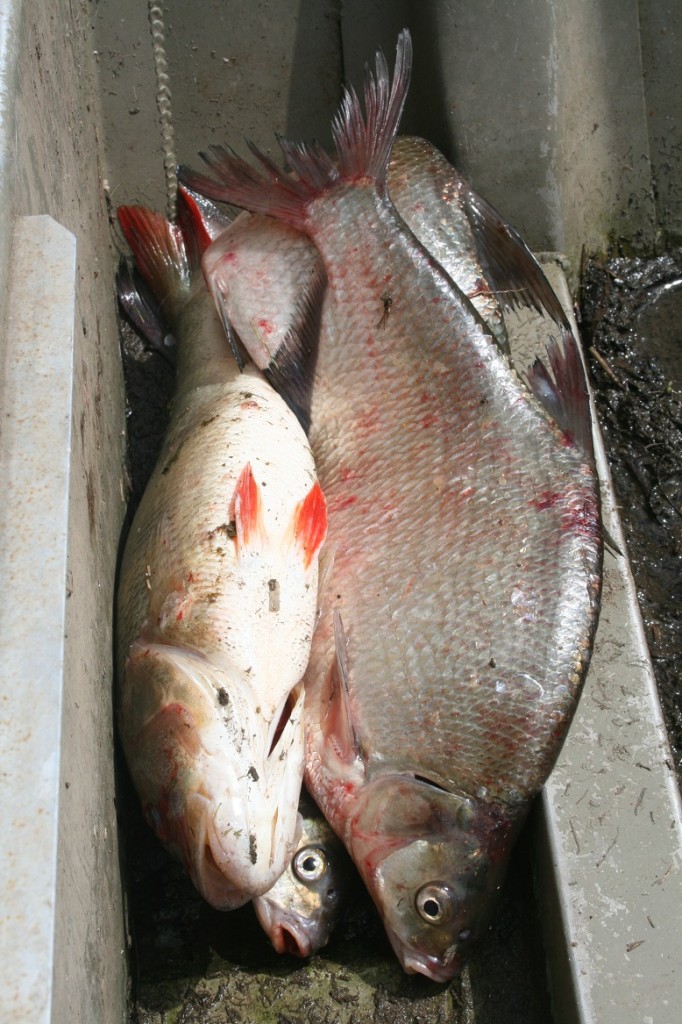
[291, 481, 328, 570]
[117, 205, 190, 306]
[526, 326, 594, 457]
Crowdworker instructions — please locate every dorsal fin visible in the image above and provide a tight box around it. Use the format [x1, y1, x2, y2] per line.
[463, 186, 572, 331]
[526, 326, 594, 456]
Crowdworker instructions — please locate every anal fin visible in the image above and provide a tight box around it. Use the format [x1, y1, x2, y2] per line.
[463, 186, 572, 331]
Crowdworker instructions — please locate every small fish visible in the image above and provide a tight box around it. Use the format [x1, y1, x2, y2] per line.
[184, 30, 601, 980]
[253, 790, 352, 957]
[115, 194, 327, 910]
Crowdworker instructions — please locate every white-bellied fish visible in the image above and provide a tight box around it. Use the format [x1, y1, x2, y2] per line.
[115, 195, 327, 910]
[183, 30, 601, 979]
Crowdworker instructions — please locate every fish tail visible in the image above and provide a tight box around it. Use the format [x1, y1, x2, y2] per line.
[178, 29, 412, 228]
[118, 205, 190, 309]
[116, 258, 176, 364]
[283, 29, 413, 188]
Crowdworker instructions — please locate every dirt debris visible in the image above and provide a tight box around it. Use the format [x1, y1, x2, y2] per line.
[580, 249, 682, 777]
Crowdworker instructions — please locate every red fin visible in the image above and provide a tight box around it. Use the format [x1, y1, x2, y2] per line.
[232, 464, 263, 552]
[292, 481, 327, 569]
[178, 29, 412, 226]
[117, 206, 189, 306]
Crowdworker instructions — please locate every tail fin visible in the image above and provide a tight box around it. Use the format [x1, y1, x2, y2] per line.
[177, 185, 233, 262]
[179, 29, 413, 229]
[118, 206, 190, 310]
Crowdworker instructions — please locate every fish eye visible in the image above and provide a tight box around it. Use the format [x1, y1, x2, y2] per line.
[415, 883, 453, 925]
[293, 845, 328, 883]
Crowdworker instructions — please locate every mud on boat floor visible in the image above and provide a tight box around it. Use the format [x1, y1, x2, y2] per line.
[580, 249, 682, 779]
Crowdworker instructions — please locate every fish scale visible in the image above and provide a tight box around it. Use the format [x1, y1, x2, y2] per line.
[303, 189, 597, 808]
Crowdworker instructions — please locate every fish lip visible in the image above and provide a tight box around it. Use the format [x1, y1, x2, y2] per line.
[253, 896, 318, 958]
[386, 929, 463, 983]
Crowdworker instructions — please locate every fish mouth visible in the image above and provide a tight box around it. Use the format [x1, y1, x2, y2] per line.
[180, 795, 251, 909]
[386, 928, 463, 983]
[253, 897, 319, 958]
[195, 838, 251, 910]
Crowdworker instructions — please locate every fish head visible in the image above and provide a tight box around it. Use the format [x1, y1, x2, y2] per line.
[349, 774, 517, 982]
[253, 795, 352, 957]
[119, 641, 306, 909]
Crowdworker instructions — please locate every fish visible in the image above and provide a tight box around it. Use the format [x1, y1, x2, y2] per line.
[182, 29, 602, 980]
[115, 193, 327, 911]
[253, 789, 352, 957]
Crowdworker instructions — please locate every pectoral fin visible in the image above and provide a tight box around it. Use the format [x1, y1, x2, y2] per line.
[319, 612, 366, 771]
[232, 463, 265, 555]
[290, 480, 328, 570]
